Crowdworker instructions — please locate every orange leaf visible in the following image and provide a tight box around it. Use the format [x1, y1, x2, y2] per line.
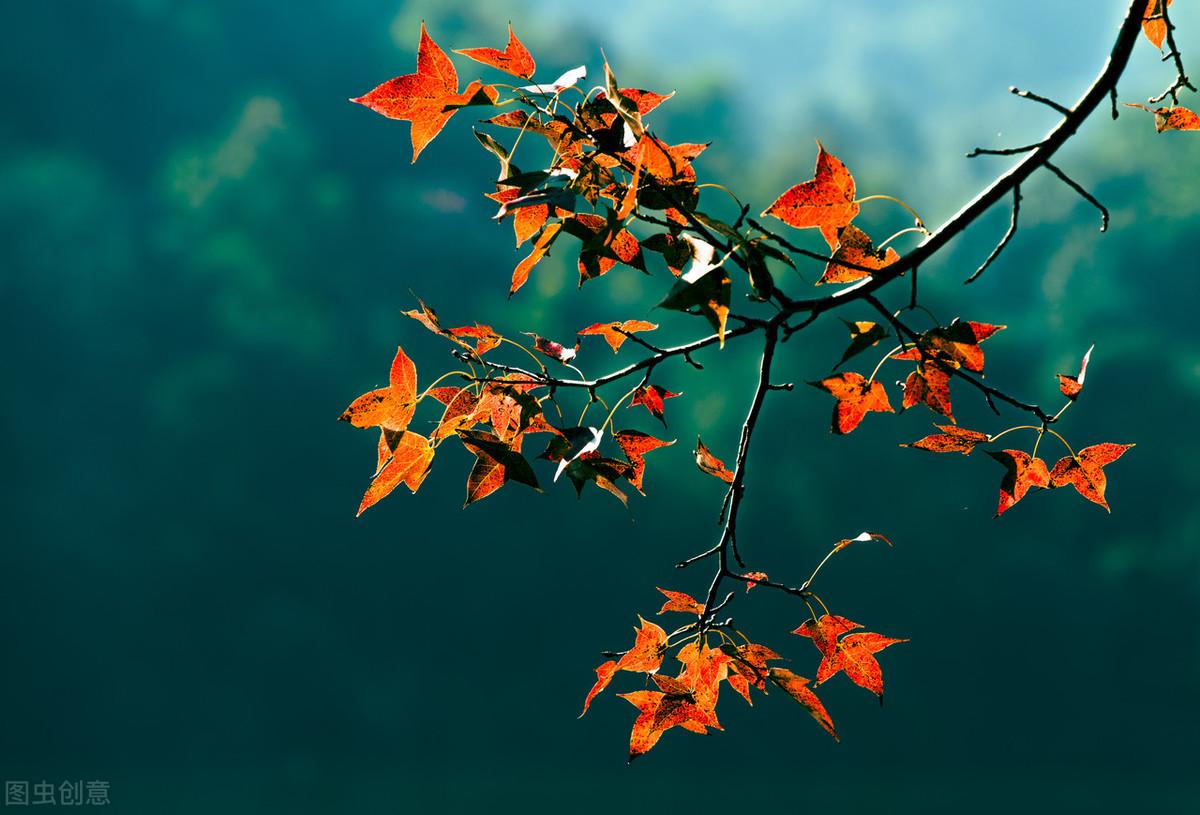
[902, 362, 953, 420]
[694, 436, 734, 483]
[1141, 0, 1173, 49]
[448, 324, 502, 356]
[810, 372, 894, 434]
[357, 431, 434, 516]
[987, 449, 1051, 516]
[903, 424, 990, 454]
[762, 141, 859, 248]
[630, 135, 707, 184]
[567, 213, 646, 285]
[339, 346, 418, 431]
[815, 631, 907, 699]
[613, 430, 675, 494]
[820, 225, 899, 284]
[723, 643, 781, 702]
[656, 588, 705, 615]
[618, 689, 718, 762]
[580, 660, 618, 718]
[431, 387, 480, 441]
[793, 615, 862, 658]
[511, 223, 562, 296]
[615, 616, 669, 673]
[453, 24, 536, 79]
[1048, 442, 1134, 512]
[675, 641, 731, 712]
[768, 668, 838, 741]
[350, 25, 497, 162]
[578, 320, 658, 353]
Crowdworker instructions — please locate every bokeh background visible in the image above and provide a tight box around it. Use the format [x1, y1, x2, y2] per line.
[2, 1, 1198, 812]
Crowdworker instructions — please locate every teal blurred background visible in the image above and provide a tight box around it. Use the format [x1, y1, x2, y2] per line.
[2, 1, 1198, 811]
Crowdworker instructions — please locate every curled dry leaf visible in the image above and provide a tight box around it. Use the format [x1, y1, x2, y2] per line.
[1058, 343, 1094, 399]
[524, 332, 580, 363]
[694, 436, 734, 483]
[1128, 104, 1200, 132]
[833, 531, 893, 552]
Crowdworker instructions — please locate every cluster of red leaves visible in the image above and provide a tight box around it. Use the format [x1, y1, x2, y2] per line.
[901, 348, 1132, 514]
[582, 592, 907, 760]
[343, 21, 1153, 763]
[808, 318, 1003, 434]
[340, 301, 683, 512]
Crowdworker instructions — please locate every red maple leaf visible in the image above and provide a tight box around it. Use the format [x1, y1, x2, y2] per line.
[903, 424, 990, 454]
[987, 449, 1051, 516]
[815, 632, 907, 699]
[793, 615, 862, 658]
[809, 372, 894, 434]
[1048, 443, 1134, 511]
[453, 24, 536, 79]
[762, 141, 859, 248]
[630, 384, 680, 425]
[350, 25, 497, 161]
[902, 362, 953, 420]
[578, 320, 658, 353]
[820, 225, 899, 284]
[613, 430, 674, 494]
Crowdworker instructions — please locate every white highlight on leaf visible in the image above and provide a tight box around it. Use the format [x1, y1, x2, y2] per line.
[519, 66, 588, 95]
[679, 234, 720, 283]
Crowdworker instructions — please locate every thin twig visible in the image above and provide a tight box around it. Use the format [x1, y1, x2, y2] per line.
[1010, 85, 1071, 116]
[966, 142, 1044, 158]
[966, 185, 1021, 284]
[1044, 161, 1109, 232]
[1149, 0, 1196, 104]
